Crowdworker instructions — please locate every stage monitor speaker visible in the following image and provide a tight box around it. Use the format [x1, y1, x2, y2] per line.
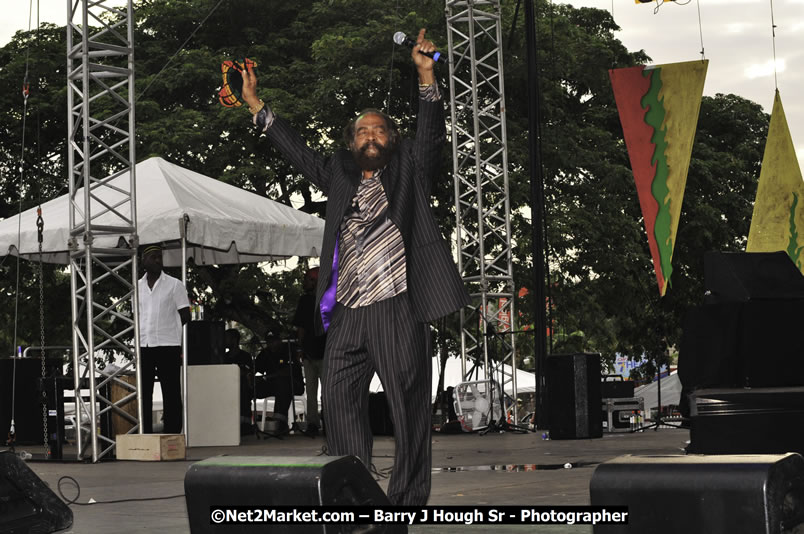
[688, 387, 804, 455]
[590, 453, 804, 533]
[704, 251, 804, 302]
[546, 353, 602, 439]
[185, 455, 400, 533]
[0, 451, 73, 533]
[187, 321, 225, 365]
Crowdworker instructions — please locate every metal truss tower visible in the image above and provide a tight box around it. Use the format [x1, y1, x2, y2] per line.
[67, 0, 140, 462]
[445, 0, 519, 421]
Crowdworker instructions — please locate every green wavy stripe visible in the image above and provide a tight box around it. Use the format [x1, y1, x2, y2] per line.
[787, 192, 803, 270]
[641, 68, 673, 287]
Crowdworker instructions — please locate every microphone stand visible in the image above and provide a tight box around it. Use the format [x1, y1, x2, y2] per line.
[634, 356, 680, 432]
[249, 352, 272, 440]
[284, 340, 306, 437]
[479, 327, 531, 435]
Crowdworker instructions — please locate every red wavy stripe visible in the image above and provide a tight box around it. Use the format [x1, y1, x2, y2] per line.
[609, 66, 664, 292]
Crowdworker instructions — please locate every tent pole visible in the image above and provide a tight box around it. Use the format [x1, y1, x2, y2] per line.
[180, 216, 189, 443]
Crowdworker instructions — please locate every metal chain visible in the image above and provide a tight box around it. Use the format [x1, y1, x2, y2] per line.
[37, 207, 49, 457]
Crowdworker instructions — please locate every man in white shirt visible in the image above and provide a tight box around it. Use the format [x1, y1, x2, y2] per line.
[138, 244, 190, 433]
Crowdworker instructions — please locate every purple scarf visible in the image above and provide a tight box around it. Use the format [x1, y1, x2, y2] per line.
[319, 232, 340, 331]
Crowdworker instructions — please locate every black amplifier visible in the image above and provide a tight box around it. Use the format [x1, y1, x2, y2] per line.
[689, 386, 804, 455]
[601, 375, 634, 399]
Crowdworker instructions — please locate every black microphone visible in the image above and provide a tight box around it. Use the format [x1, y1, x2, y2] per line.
[393, 32, 446, 63]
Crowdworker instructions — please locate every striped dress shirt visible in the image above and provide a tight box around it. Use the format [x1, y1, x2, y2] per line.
[336, 170, 407, 308]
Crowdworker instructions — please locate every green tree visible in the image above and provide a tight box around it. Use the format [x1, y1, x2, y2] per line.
[0, 0, 768, 369]
[499, 4, 767, 369]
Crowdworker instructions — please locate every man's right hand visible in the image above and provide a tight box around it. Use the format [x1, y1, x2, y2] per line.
[241, 63, 260, 110]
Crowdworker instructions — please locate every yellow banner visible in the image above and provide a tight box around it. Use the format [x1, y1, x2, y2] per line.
[747, 90, 804, 272]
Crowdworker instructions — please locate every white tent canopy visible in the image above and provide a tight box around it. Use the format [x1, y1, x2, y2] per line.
[633, 371, 682, 414]
[0, 156, 324, 265]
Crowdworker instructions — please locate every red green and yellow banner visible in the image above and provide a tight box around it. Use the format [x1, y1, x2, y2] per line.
[747, 90, 804, 272]
[609, 60, 708, 296]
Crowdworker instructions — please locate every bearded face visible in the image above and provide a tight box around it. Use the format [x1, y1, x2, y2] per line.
[350, 113, 397, 171]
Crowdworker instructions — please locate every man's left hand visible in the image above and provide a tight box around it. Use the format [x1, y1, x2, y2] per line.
[413, 28, 437, 84]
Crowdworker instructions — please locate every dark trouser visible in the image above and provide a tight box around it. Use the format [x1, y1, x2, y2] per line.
[140, 346, 183, 434]
[254, 373, 293, 422]
[322, 292, 432, 506]
[240, 373, 253, 419]
[303, 358, 324, 428]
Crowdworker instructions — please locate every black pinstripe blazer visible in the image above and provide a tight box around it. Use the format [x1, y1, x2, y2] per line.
[265, 97, 471, 335]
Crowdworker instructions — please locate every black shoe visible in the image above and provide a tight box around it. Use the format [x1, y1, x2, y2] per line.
[303, 424, 319, 437]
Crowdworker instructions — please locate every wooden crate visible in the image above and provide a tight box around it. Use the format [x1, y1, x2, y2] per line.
[110, 374, 137, 436]
[116, 433, 186, 461]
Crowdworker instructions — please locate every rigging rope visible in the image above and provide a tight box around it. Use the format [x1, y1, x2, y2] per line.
[31, 0, 50, 459]
[770, 0, 778, 90]
[8, 0, 37, 452]
[696, 0, 706, 61]
[7, 0, 49, 458]
[650, 0, 705, 60]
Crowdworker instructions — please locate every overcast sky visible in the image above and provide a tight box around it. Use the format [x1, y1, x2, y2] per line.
[2, 0, 803, 169]
[568, 0, 804, 168]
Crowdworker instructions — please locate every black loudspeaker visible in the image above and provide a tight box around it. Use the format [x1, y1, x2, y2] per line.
[546, 353, 602, 439]
[0, 451, 73, 533]
[679, 299, 804, 389]
[0, 358, 64, 447]
[704, 251, 804, 302]
[589, 453, 804, 533]
[184, 455, 399, 533]
[678, 252, 804, 392]
[186, 321, 225, 365]
[688, 387, 804, 455]
[600, 376, 634, 399]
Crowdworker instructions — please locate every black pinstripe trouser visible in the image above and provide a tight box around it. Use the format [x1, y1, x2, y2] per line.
[322, 291, 432, 506]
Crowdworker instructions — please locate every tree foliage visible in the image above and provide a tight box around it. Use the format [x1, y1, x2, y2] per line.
[0, 1, 767, 367]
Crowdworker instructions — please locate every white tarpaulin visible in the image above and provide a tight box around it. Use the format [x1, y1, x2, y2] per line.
[633, 371, 682, 413]
[0, 156, 324, 265]
[370, 356, 537, 400]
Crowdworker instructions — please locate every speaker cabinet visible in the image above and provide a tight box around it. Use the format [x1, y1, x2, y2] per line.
[688, 387, 804, 455]
[546, 353, 602, 439]
[704, 251, 804, 302]
[679, 299, 804, 389]
[590, 453, 804, 533]
[186, 321, 225, 365]
[601, 376, 634, 399]
[1, 358, 65, 448]
[185, 455, 398, 533]
[0, 451, 73, 533]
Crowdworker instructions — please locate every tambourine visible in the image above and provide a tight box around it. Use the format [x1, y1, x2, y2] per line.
[218, 57, 257, 108]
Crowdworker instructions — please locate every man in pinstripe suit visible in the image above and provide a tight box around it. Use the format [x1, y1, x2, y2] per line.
[242, 29, 470, 506]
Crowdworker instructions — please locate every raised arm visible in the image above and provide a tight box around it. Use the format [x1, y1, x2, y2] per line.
[412, 29, 446, 196]
[241, 63, 333, 193]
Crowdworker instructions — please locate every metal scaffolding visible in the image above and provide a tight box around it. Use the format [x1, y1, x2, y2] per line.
[66, 0, 140, 462]
[445, 0, 519, 421]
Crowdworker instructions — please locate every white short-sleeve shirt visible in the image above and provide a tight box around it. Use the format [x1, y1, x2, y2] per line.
[138, 271, 190, 347]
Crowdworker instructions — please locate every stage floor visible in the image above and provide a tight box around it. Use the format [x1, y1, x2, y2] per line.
[20, 424, 690, 533]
